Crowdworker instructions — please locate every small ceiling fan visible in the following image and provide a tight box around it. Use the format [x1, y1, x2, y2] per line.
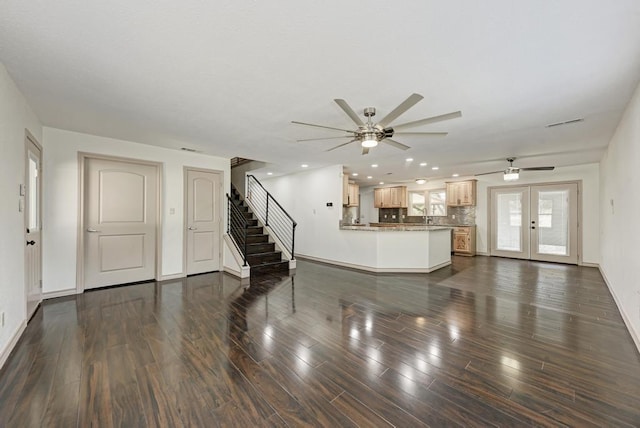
[475, 158, 555, 181]
[292, 93, 461, 155]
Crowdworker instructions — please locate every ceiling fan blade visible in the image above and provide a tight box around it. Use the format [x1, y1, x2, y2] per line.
[474, 170, 504, 176]
[334, 99, 365, 126]
[377, 93, 424, 127]
[393, 111, 462, 130]
[326, 139, 358, 152]
[362, 147, 370, 155]
[291, 121, 355, 133]
[383, 138, 411, 151]
[394, 132, 449, 137]
[521, 166, 555, 171]
[297, 135, 354, 142]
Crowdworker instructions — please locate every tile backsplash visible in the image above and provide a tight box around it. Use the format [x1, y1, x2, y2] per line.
[379, 206, 476, 225]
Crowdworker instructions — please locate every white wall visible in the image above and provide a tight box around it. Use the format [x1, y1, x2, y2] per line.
[42, 127, 230, 294]
[261, 165, 344, 259]
[600, 80, 640, 349]
[0, 63, 42, 365]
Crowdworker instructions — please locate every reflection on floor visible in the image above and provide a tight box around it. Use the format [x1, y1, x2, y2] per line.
[1, 257, 639, 426]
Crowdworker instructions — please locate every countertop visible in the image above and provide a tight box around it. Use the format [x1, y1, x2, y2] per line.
[340, 224, 452, 232]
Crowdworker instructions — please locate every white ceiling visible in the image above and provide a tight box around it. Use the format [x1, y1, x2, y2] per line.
[2, 1, 640, 184]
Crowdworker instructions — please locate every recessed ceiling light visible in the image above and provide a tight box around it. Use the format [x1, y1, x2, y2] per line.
[420, 162, 427, 167]
[267, 172, 273, 175]
[367, 176, 373, 179]
[406, 158, 414, 162]
[352, 172, 358, 176]
[301, 164, 308, 168]
[415, 178, 427, 185]
[379, 181, 384, 185]
[371, 164, 378, 168]
[452, 173, 459, 177]
[432, 166, 439, 170]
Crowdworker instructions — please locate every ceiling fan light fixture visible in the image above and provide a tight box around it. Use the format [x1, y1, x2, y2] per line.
[362, 133, 378, 148]
[503, 170, 520, 181]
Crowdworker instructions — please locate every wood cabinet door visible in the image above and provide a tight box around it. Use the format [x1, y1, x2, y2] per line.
[446, 182, 459, 206]
[374, 188, 384, 207]
[348, 183, 359, 206]
[453, 231, 469, 252]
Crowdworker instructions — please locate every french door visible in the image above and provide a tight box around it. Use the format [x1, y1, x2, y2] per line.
[490, 183, 579, 264]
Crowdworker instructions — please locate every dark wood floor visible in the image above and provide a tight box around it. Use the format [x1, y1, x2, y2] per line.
[1, 257, 640, 427]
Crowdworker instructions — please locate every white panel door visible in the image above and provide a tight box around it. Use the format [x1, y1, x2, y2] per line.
[186, 169, 221, 275]
[530, 183, 578, 264]
[490, 187, 530, 259]
[25, 135, 42, 318]
[84, 158, 158, 289]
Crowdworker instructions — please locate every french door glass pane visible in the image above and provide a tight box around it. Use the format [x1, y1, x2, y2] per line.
[497, 193, 522, 251]
[537, 190, 568, 255]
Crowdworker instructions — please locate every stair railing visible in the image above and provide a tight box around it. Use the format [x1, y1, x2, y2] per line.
[246, 174, 297, 260]
[226, 193, 248, 266]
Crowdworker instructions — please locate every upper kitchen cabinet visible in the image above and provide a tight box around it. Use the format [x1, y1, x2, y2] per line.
[446, 179, 477, 206]
[374, 186, 407, 208]
[343, 174, 359, 207]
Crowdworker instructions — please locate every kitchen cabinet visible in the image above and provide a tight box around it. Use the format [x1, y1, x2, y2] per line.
[453, 226, 476, 256]
[374, 186, 407, 208]
[343, 175, 359, 207]
[446, 179, 477, 206]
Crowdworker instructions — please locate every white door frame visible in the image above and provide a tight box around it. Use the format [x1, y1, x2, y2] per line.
[183, 166, 224, 276]
[76, 153, 163, 293]
[487, 180, 583, 265]
[24, 129, 43, 319]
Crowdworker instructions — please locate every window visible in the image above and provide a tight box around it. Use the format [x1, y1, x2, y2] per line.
[408, 191, 426, 216]
[428, 189, 446, 216]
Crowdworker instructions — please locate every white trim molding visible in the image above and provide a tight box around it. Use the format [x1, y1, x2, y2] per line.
[43, 288, 78, 300]
[599, 266, 640, 354]
[0, 320, 27, 370]
[297, 254, 451, 274]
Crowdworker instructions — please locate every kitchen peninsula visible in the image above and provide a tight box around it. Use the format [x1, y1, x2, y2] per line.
[336, 223, 452, 273]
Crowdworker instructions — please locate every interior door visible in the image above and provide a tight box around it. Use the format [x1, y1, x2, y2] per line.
[490, 187, 530, 259]
[490, 183, 579, 264]
[84, 157, 158, 289]
[25, 135, 42, 318]
[186, 168, 221, 275]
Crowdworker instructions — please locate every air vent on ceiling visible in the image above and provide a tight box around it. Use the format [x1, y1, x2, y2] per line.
[546, 118, 584, 128]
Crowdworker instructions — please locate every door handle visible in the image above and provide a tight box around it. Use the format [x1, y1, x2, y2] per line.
[87, 228, 101, 233]
[26, 240, 35, 246]
[531, 226, 536, 229]
[188, 226, 197, 230]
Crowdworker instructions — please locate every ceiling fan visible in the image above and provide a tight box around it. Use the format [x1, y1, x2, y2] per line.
[292, 93, 462, 155]
[475, 157, 555, 181]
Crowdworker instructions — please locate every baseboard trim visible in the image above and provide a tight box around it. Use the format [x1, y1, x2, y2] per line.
[296, 254, 451, 274]
[0, 320, 27, 370]
[159, 273, 186, 281]
[43, 288, 78, 300]
[580, 261, 599, 268]
[599, 266, 640, 354]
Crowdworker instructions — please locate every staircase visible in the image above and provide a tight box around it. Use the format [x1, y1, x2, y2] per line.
[229, 186, 289, 275]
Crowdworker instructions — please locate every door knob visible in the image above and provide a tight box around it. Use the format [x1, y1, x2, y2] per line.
[188, 226, 197, 230]
[26, 240, 35, 246]
[87, 228, 101, 233]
